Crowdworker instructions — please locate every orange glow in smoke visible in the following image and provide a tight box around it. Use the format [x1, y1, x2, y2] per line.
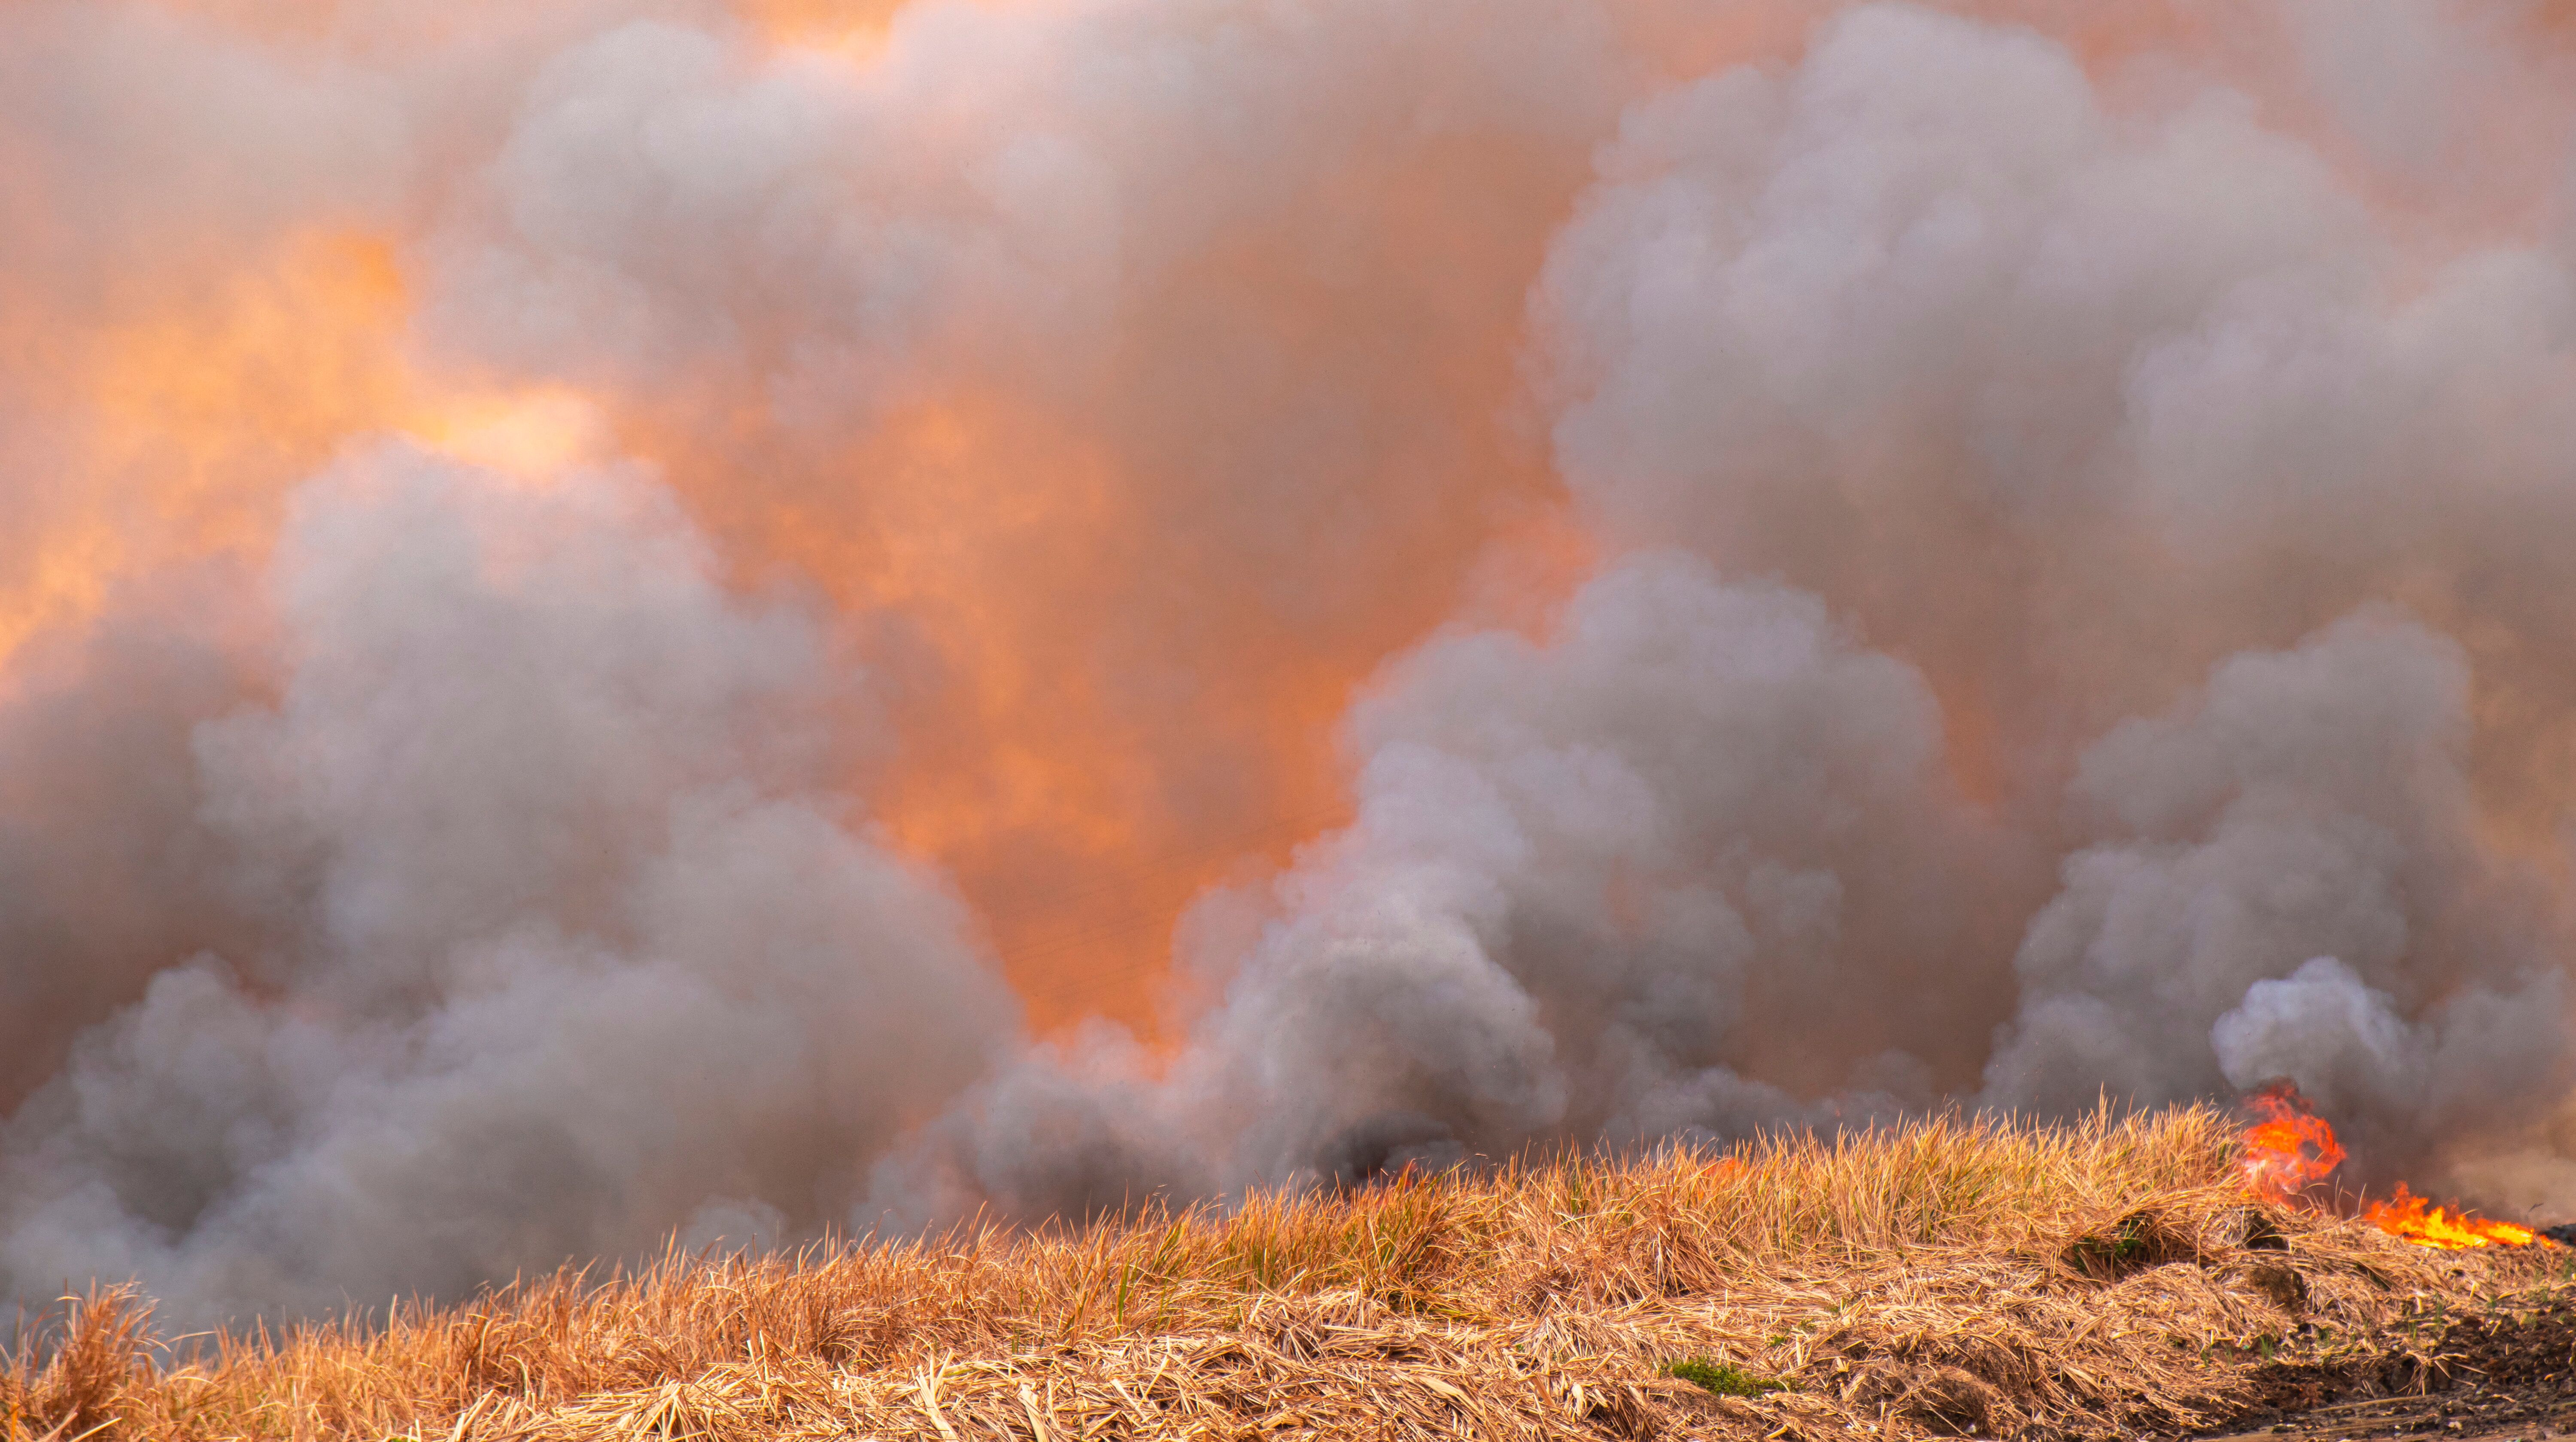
[0, 231, 411, 672]
[743, 0, 910, 56]
[2238, 1085, 2546, 1251]
[574, 112, 1616, 1034]
[413, 389, 608, 481]
[3, 228, 625, 671]
[0, 0, 1802, 1043]
[37, 0, 2574, 1066]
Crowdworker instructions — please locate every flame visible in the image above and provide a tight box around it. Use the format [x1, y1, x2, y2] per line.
[2238, 1082, 2348, 1205]
[2237, 1084, 2548, 1250]
[2363, 1184, 2541, 1251]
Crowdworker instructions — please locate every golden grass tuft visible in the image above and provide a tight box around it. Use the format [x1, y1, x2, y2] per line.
[4, 1106, 2557, 1441]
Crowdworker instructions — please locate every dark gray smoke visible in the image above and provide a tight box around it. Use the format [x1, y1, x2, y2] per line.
[5, 0, 2576, 1326]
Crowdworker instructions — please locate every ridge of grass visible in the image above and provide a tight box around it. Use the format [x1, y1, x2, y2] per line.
[3, 1105, 2549, 1441]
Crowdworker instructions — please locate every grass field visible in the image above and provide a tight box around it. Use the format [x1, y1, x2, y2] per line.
[6, 1107, 2558, 1441]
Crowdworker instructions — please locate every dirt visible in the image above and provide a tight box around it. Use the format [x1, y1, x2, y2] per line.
[2192, 1293, 2576, 1442]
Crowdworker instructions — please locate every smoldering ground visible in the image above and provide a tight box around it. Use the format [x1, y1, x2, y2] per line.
[3, 0, 2576, 1329]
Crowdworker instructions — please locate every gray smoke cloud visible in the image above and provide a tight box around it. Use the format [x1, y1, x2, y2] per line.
[414, 0, 1630, 406]
[4, 0, 2576, 1327]
[0, 575, 260, 1113]
[882, 0, 2576, 1218]
[0, 447, 1015, 1328]
[1528, 0, 2576, 1172]
[872, 551, 1993, 1222]
[1990, 612, 2573, 1180]
[395, 0, 1653, 983]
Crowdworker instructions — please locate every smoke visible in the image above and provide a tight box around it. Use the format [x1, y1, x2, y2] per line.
[1524, 0, 2576, 1184]
[886, 0, 2576, 1218]
[3, 0, 2576, 1325]
[874, 551, 1994, 1220]
[405, 0, 1651, 1030]
[1993, 612, 2573, 1180]
[0, 447, 1014, 1326]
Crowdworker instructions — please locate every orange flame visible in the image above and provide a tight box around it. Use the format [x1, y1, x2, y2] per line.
[2237, 1082, 2347, 1205]
[2361, 1184, 2540, 1251]
[2236, 1084, 2546, 1250]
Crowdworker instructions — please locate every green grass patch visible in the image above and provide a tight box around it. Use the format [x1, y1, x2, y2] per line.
[1660, 1357, 1793, 1398]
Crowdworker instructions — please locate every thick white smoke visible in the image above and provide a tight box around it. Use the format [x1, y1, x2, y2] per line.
[1523, 1, 2576, 1188]
[1993, 613, 2573, 1170]
[5, 0, 2576, 1326]
[0, 448, 1015, 1327]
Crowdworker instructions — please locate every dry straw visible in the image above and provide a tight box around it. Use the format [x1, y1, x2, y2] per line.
[5, 1106, 2555, 1440]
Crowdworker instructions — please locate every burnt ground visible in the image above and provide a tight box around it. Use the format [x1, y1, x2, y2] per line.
[2194, 1294, 2576, 1442]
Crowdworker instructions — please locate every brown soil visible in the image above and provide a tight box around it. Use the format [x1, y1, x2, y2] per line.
[2199, 1291, 2576, 1442]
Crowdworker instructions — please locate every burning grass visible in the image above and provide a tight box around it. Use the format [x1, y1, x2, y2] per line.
[5, 1106, 2561, 1441]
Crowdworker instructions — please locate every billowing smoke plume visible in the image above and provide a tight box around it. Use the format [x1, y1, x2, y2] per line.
[0, 448, 1014, 1323]
[4, 0, 2576, 1326]
[1526, 0, 2576, 1188]
[1995, 614, 2570, 1150]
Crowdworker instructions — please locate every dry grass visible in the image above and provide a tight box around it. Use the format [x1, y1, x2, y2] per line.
[4, 1106, 2559, 1441]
